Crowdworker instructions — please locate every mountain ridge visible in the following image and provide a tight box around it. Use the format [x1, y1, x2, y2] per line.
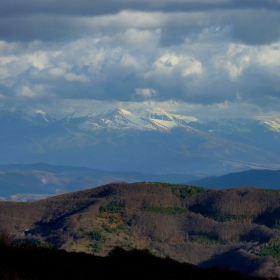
[1, 104, 280, 175]
[187, 169, 280, 189]
[79, 107, 199, 132]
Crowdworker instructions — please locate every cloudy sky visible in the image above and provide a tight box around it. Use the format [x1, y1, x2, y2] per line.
[1, 0, 280, 118]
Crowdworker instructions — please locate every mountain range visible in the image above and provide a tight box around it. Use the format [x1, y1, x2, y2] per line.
[189, 169, 280, 189]
[1, 104, 280, 177]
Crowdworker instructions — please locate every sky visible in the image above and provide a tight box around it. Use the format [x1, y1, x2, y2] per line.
[1, 0, 280, 118]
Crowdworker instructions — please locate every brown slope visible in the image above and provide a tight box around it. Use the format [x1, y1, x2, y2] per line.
[1, 182, 280, 278]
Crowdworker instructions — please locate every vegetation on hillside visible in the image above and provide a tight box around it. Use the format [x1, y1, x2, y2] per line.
[99, 203, 123, 214]
[2, 182, 280, 278]
[146, 182, 207, 198]
[259, 237, 280, 261]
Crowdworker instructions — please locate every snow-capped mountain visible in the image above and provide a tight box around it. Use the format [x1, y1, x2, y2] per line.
[1, 104, 280, 176]
[79, 107, 199, 132]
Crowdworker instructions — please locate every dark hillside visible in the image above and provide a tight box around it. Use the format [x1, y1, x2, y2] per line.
[0, 237, 267, 280]
[1, 182, 280, 278]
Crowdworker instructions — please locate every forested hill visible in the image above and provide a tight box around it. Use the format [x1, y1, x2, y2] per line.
[1, 182, 280, 278]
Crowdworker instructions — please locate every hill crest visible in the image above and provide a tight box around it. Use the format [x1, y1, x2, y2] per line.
[1, 182, 280, 278]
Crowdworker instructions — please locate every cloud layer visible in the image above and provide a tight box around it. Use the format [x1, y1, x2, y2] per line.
[1, 1, 280, 117]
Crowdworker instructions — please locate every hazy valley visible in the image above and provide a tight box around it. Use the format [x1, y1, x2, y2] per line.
[1, 163, 280, 202]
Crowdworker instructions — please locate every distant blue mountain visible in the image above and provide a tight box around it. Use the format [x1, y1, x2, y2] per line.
[187, 169, 280, 189]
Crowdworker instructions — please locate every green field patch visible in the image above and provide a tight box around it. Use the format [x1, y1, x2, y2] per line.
[171, 185, 206, 199]
[14, 239, 55, 250]
[202, 212, 255, 222]
[258, 237, 280, 261]
[99, 203, 123, 214]
[101, 223, 116, 233]
[143, 206, 189, 215]
[145, 182, 206, 199]
[79, 228, 106, 242]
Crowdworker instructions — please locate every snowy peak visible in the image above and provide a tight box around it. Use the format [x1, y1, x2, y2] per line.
[99, 108, 132, 118]
[83, 108, 147, 131]
[143, 107, 173, 121]
[79, 107, 198, 132]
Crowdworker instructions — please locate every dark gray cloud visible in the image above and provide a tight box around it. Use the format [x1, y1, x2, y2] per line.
[2, 0, 280, 17]
[0, 0, 280, 118]
[231, 10, 280, 45]
[235, 66, 280, 107]
[159, 26, 200, 47]
[0, 16, 76, 42]
[1, 1, 280, 46]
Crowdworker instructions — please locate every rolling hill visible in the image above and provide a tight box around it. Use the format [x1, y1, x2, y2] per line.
[2, 182, 280, 278]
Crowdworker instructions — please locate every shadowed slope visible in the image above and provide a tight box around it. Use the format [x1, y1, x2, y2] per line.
[0, 240, 267, 280]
